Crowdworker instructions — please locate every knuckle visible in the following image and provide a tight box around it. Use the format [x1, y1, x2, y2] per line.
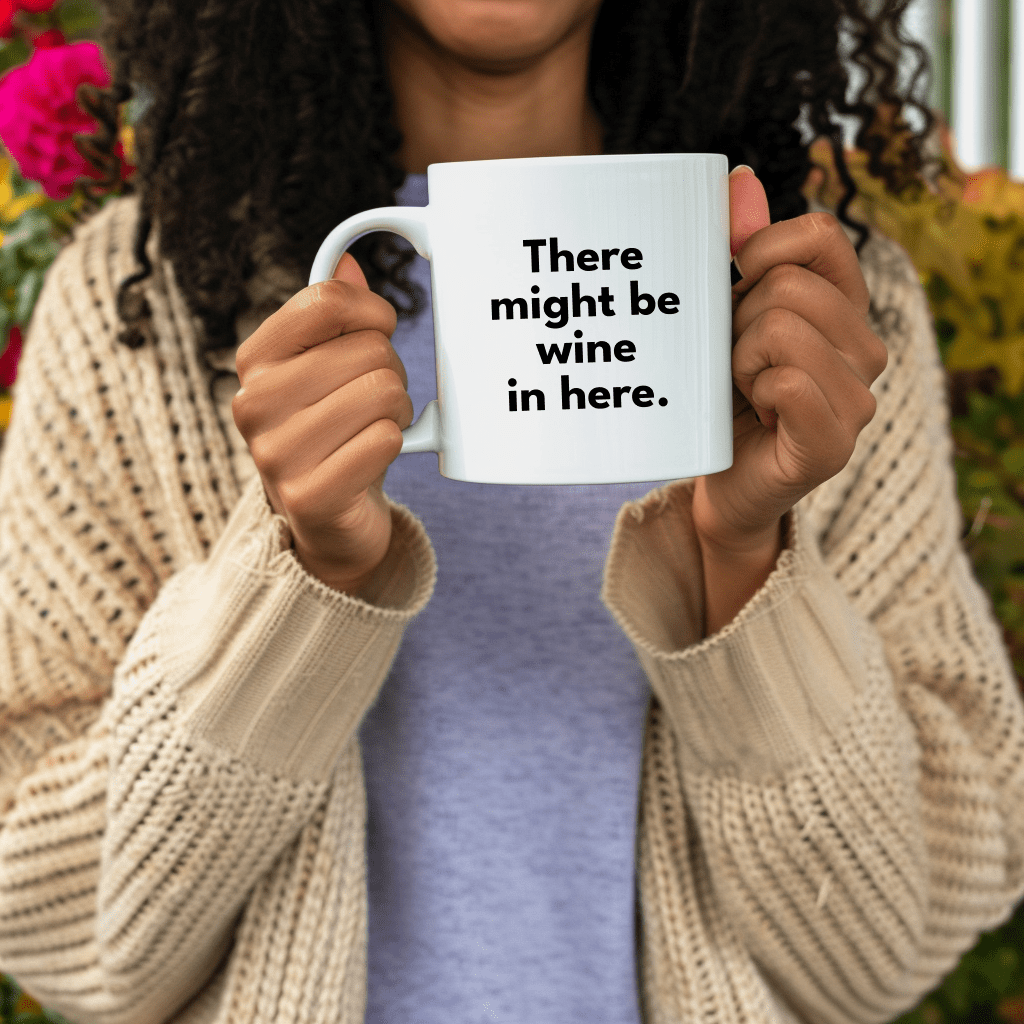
[234, 337, 258, 381]
[859, 387, 878, 427]
[775, 364, 813, 402]
[802, 210, 842, 241]
[292, 280, 354, 335]
[392, 349, 410, 387]
[373, 293, 400, 335]
[366, 366, 409, 403]
[247, 433, 282, 478]
[327, 281, 398, 336]
[231, 370, 271, 435]
[758, 304, 800, 341]
[373, 417, 405, 459]
[362, 331, 397, 368]
[761, 263, 803, 306]
[230, 389, 252, 435]
[398, 392, 415, 430]
[275, 476, 312, 519]
[294, 280, 331, 313]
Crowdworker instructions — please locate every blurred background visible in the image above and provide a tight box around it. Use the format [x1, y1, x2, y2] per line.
[1, 0, 1024, 1021]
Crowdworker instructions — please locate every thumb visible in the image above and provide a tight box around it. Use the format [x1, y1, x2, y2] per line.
[729, 166, 770, 260]
[332, 251, 369, 289]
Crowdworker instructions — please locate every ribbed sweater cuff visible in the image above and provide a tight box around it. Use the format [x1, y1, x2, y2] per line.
[151, 475, 436, 782]
[602, 480, 869, 782]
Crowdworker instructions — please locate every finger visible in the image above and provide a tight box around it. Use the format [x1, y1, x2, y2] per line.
[236, 273, 398, 381]
[281, 418, 405, 528]
[250, 367, 413, 482]
[232, 330, 409, 437]
[733, 263, 888, 387]
[731, 210, 870, 318]
[729, 167, 770, 259]
[751, 364, 858, 486]
[332, 250, 368, 288]
[733, 306, 878, 438]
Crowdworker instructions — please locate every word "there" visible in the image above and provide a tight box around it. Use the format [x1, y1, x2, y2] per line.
[523, 238, 643, 273]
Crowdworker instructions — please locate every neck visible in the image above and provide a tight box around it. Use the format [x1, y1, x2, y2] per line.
[385, 5, 604, 173]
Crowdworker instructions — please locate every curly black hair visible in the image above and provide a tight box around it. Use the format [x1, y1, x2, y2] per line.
[75, 0, 938, 372]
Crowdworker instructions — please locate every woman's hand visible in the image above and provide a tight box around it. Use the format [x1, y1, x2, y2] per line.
[231, 253, 413, 596]
[692, 167, 889, 631]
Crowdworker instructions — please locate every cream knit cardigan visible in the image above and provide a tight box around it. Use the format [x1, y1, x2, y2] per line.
[0, 195, 1022, 1024]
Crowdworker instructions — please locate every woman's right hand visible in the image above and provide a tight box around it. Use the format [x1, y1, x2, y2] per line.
[231, 252, 413, 596]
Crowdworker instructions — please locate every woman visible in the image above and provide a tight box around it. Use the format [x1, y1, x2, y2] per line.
[1, 1, 1022, 1022]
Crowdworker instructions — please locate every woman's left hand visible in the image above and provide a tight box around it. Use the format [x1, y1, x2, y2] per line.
[691, 167, 889, 554]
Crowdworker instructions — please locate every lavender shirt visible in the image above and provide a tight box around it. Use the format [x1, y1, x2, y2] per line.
[358, 175, 669, 1024]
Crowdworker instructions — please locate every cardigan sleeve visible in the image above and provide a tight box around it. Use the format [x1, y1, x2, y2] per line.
[602, 229, 1024, 1022]
[0, 197, 436, 1024]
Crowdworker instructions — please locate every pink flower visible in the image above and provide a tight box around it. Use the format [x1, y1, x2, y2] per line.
[0, 42, 112, 200]
[0, 326, 22, 389]
[32, 27, 66, 47]
[1, 0, 16, 39]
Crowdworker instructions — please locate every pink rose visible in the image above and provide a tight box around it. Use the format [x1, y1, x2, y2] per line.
[0, 42, 112, 200]
[1, 0, 16, 38]
[32, 27, 67, 47]
[0, 326, 22, 389]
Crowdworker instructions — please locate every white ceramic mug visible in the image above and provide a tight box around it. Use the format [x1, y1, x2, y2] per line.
[309, 152, 733, 485]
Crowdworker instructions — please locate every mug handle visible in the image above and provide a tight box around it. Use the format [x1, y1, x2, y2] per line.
[308, 206, 440, 454]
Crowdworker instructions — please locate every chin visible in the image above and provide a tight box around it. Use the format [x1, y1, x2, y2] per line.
[392, 0, 602, 66]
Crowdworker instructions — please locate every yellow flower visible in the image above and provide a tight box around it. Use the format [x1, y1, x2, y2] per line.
[121, 124, 136, 165]
[12, 987, 40, 1014]
[0, 155, 46, 231]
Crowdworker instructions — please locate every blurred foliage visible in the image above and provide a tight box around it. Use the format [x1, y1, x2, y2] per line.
[0, 155, 77, 338]
[1, 4, 1024, 1023]
[0, 0, 128, 429]
[0, 974, 68, 1023]
[0, 0, 101, 76]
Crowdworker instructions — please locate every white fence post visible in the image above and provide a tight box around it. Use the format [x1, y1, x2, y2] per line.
[903, 0, 944, 121]
[1011, 0, 1024, 175]
[952, 0, 1001, 168]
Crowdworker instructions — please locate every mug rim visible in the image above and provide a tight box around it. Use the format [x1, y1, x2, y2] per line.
[426, 152, 727, 174]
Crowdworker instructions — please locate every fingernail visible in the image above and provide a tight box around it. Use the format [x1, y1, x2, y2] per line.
[731, 164, 755, 176]
[730, 258, 743, 285]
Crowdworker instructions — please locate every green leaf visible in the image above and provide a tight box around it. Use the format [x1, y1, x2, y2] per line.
[967, 468, 1000, 490]
[0, 247, 21, 293]
[0, 974, 19, 1018]
[56, 0, 102, 39]
[928, 273, 955, 304]
[21, 236, 59, 270]
[0, 37, 30, 77]
[13, 269, 42, 325]
[1002, 445, 1024, 476]
[981, 295, 1006, 337]
[976, 945, 1020, 994]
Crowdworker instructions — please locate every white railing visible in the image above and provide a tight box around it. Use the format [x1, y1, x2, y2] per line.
[838, 0, 1023, 176]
